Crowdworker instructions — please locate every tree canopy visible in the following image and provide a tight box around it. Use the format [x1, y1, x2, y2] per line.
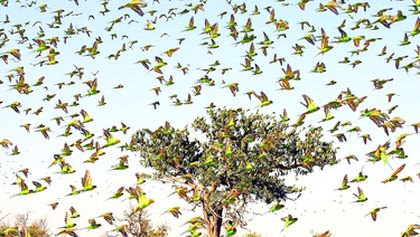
[132, 107, 338, 236]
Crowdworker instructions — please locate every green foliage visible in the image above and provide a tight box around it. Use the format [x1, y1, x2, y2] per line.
[132, 107, 337, 236]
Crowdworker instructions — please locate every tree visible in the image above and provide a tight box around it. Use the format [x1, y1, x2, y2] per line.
[0, 212, 49, 237]
[123, 205, 168, 237]
[132, 107, 338, 237]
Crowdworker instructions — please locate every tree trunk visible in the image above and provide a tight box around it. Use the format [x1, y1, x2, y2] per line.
[203, 202, 223, 237]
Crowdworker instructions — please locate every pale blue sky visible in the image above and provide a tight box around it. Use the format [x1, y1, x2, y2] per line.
[0, 0, 419, 236]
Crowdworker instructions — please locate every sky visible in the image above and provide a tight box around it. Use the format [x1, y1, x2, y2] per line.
[0, 0, 419, 236]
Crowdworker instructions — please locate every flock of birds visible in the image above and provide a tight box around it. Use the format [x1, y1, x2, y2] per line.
[0, 0, 419, 236]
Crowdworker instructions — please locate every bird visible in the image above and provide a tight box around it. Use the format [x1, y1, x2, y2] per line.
[281, 214, 298, 228]
[336, 174, 350, 190]
[254, 91, 273, 107]
[131, 192, 154, 215]
[59, 212, 76, 229]
[366, 207, 387, 221]
[350, 168, 368, 183]
[118, 0, 147, 16]
[353, 187, 368, 203]
[162, 206, 182, 218]
[318, 28, 334, 55]
[83, 219, 101, 230]
[300, 95, 320, 115]
[80, 170, 97, 192]
[382, 164, 406, 183]
[49, 202, 59, 210]
[98, 212, 115, 225]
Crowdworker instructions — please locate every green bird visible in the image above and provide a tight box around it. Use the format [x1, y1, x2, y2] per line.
[33, 39, 50, 54]
[351, 169, 368, 183]
[162, 206, 182, 218]
[366, 206, 387, 221]
[59, 162, 76, 174]
[280, 108, 290, 123]
[2, 48, 21, 60]
[382, 163, 405, 183]
[366, 141, 390, 164]
[108, 186, 125, 200]
[259, 32, 273, 45]
[409, 18, 420, 36]
[245, 43, 258, 59]
[70, 206, 80, 218]
[60, 212, 76, 229]
[83, 219, 101, 230]
[145, 20, 155, 31]
[61, 143, 73, 156]
[253, 64, 263, 75]
[301, 94, 320, 114]
[184, 16, 196, 31]
[269, 202, 285, 212]
[14, 180, 32, 196]
[298, 0, 311, 10]
[237, 33, 257, 45]
[300, 33, 316, 45]
[84, 78, 100, 96]
[317, 28, 333, 55]
[118, 0, 147, 16]
[336, 174, 350, 190]
[10, 145, 20, 156]
[131, 192, 154, 216]
[353, 187, 368, 203]
[225, 223, 237, 236]
[399, 33, 410, 46]
[311, 62, 326, 73]
[241, 58, 254, 71]
[242, 18, 254, 32]
[110, 160, 129, 170]
[98, 212, 115, 225]
[32, 181, 47, 193]
[292, 43, 305, 56]
[81, 170, 96, 192]
[67, 185, 81, 196]
[113, 224, 129, 237]
[208, 23, 220, 39]
[80, 109, 93, 123]
[135, 172, 148, 185]
[281, 214, 298, 228]
[101, 129, 120, 148]
[401, 224, 420, 237]
[254, 91, 273, 107]
[333, 28, 351, 43]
